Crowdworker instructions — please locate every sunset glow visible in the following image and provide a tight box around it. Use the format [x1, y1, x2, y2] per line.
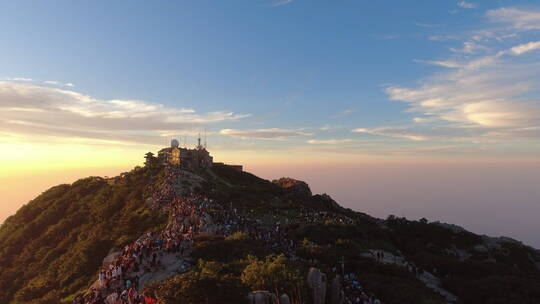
[1, 1, 540, 247]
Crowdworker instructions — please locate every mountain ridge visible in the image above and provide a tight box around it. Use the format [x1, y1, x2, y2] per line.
[1, 163, 539, 304]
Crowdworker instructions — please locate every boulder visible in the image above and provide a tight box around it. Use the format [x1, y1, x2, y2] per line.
[273, 177, 312, 198]
[279, 294, 291, 304]
[473, 244, 489, 253]
[247, 291, 277, 304]
[330, 276, 345, 304]
[307, 267, 327, 304]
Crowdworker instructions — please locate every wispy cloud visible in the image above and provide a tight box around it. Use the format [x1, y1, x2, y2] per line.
[509, 41, 540, 55]
[307, 139, 357, 144]
[270, 0, 294, 7]
[372, 7, 540, 142]
[353, 127, 428, 141]
[415, 59, 463, 68]
[333, 109, 354, 118]
[44, 80, 62, 86]
[319, 124, 337, 131]
[0, 82, 248, 145]
[220, 128, 311, 139]
[450, 41, 488, 54]
[487, 7, 540, 31]
[43, 80, 75, 87]
[351, 125, 508, 142]
[429, 35, 459, 42]
[3, 76, 75, 88]
[10, 77, 33, 82]
[385, 56, 540, 129]
[415, 22, 438, 28]
[457, 1, 476, 9]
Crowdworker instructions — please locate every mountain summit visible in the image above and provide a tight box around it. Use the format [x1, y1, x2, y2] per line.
[1, 142, 539, 304]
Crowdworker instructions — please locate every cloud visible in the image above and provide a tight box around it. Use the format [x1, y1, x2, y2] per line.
[429, 35, 459, 42]
[414, 22, 438, 28]
[333, 109, 354, 118]
[487, 7, 540, 31]
[0, 82, 248, 145]
[307, 139, 357, 144]
[384, 45, 540, 140]
[44, 80, 76, 87]
[351, 125, 513, 142]
[3, 76, 75, 88]
[450, 41, 488, 54]
[510, 41, 540, 55]
[219, 128, 311, 139]
[319, 125, 336, 131]
[270, 0, 294, 7]
[11, 77, 33, 82]
[457, 1, 476, 9]
[417, 53, 505, 70]
[385, 62, 540, 129]
[416, 60, 463, 68]
[393, 7, 540, 142]
[413, 117, 440, 124]
[353, 127, 428, 141]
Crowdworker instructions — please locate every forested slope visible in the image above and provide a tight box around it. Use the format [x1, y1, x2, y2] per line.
[0, 167, 166, 304]
[1, 164, 540, 304]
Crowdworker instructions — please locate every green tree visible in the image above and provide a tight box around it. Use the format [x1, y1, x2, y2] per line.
[241, 254, 303, 294]
[145, 261, 248, 304]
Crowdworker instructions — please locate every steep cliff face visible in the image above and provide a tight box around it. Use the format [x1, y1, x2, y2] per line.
[1, 165, 539, 304]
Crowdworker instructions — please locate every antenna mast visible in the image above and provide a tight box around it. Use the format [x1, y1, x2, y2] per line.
[204, 128, 207, 149]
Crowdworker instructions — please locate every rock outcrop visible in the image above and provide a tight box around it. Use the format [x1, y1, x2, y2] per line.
[279, 294, 291, 304]
[330, 276, 345, 304]
[307, 267, 327, 304]
[273, 177, 312, 198]
[247, 291, 277, 304]
[312, 193, 342, 211]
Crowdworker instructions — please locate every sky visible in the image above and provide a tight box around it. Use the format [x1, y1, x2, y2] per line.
[1, 1, 540, 247]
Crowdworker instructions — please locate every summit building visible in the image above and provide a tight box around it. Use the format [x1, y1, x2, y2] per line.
[144, 137, 241, 171]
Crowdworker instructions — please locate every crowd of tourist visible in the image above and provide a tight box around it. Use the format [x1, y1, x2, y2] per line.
[74, 169, 212, 304]
[295, 210, 356, 226]
[341, 273, 382, 304]
[74, 165, 384, 304]
[206, 200, 386, 304]
[207, 203, 299, 256]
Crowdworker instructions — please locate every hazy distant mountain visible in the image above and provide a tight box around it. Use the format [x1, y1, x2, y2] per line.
[1, 163, 539, 304]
